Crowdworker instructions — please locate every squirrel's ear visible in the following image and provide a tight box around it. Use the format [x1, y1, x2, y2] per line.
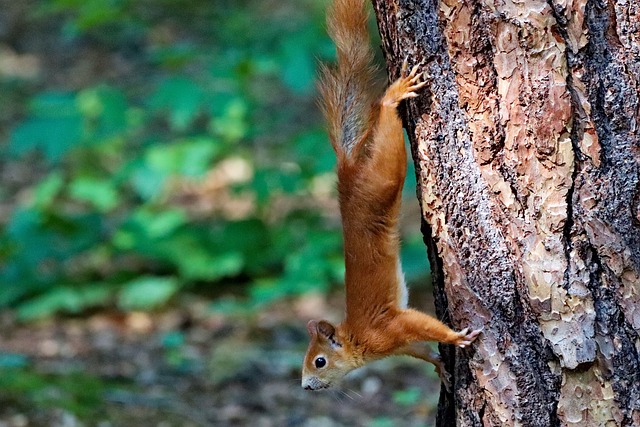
[318, 320, 342, 348]
[307, 320, 318, 337]
[317, 320, 336, 340]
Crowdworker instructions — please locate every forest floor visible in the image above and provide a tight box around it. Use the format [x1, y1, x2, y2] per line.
[0, 292, 442, 427]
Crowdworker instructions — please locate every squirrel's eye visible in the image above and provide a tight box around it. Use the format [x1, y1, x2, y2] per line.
[314, 357, 327, 369]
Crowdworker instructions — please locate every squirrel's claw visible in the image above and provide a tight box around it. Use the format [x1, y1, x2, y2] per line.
[400, 57, 425, 79]
[408, 64, 420, 79]
[454, 327, 482, 348]
[430, 352, 452, 392]
[401, 56, 410, 75]
[408, 79, 427, 91]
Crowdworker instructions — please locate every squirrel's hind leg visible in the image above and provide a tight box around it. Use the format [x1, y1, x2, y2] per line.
[395, 343, 451, 391]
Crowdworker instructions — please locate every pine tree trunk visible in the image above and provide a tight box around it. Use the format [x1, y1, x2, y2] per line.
[370, 0, 640, 425]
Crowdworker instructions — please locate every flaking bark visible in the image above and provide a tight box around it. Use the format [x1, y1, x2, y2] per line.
[370, 0, 640, 425]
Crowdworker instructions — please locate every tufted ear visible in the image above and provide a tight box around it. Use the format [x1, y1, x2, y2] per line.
[317, 320, 336, 339]
[307, 320, 318, 337]
[317, 320, 342, 348]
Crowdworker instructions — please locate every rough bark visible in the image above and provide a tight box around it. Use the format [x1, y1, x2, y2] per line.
[370, 0, 640, 426]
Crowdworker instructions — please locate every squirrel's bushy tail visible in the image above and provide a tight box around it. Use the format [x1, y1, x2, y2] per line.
[319, 0, 377, 159]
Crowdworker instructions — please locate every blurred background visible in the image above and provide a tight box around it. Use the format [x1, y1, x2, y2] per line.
[0, 0, 438, 425]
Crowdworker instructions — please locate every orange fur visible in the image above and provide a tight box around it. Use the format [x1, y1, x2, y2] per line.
[302, 0, 481, 392]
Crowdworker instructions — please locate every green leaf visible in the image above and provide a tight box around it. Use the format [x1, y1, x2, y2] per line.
[9, 92, 84, 163]
[77, 85, 128, 138]
[68, 177, 120, 211]
[0, 285, 31, 308]
[392, 386, 422, 407]
[128, 137, 221, 200]
[210, 98, 247, 143]
[11, 118, 80, 161]
[16, 284, 113, 320]
[112, 230, 135, 250]
[173, 138, 221, 176]
[145, 137, 220, 178]
[177, 251, 244, 281]
[150, 77, 204, 131]
[114, 207, 187, 243]
[64, 0, 127, 30]
[17, 287, 83, 320]
[252, 166, 303, 205]
[2, 208, 84, 285]
[215, 220, 270, 259]
[128, 161, 166, 200]
[79, 283, 113, 307]
[248, 278, 288, 305]
[32, 172, 64, 208]
[118, 276, 180, 310]
[143, 209, 187, 239]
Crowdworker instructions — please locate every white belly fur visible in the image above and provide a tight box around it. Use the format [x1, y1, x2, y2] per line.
[396, 262, 408, 308]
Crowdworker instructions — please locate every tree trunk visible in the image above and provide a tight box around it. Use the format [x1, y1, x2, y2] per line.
[370, 0, 640, 425]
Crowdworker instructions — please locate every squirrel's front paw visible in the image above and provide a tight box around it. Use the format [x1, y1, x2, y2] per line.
[398, 57, 427, 98]
[382, 58, 426, 107]
[454, 327, 482, 348]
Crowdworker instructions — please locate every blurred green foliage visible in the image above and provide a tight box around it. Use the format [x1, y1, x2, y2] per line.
[0, 367, 112, 417]
[0, 0, 428, 320]
[392, 386, 422, 407]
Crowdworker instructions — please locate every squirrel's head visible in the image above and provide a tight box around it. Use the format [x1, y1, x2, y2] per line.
[301, 320, 357, 390]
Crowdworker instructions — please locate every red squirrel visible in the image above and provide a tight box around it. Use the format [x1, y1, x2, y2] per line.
[301, 0, 481, 391]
